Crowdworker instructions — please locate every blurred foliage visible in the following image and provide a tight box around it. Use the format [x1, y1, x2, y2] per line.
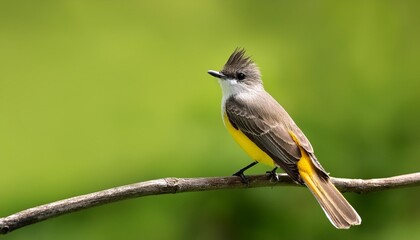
[1, 1, 420, 239]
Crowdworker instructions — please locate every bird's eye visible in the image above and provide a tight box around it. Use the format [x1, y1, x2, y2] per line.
[237, 72, 246, 80]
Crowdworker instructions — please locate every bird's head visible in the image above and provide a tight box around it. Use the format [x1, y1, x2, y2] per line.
[208, 48, 263, 97]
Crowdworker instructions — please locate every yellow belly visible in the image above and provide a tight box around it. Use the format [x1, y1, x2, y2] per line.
[224, 114, 275, 167]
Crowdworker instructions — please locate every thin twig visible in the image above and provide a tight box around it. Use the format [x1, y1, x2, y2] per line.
[1, 172, 419, 234]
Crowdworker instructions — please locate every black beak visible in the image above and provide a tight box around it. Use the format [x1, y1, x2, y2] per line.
[207, 70, 225, 79]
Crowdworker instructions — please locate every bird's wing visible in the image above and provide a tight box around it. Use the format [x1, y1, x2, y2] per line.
[225, 94, 326, 182]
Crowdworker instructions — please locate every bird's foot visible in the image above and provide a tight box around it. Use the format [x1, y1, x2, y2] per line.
[266, 167, 279, 181]
[232, 161, 258, 185]
[233, 170, 249, 185]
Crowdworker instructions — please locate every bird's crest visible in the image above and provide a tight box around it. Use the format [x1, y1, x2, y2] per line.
[224, 48, 254, 70]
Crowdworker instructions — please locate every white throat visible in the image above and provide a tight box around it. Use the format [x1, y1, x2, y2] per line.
[218, 78, 264, 120]
[218, 78, 263, 102]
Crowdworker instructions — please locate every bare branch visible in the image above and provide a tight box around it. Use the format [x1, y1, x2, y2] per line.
[1, 172, 419, 234]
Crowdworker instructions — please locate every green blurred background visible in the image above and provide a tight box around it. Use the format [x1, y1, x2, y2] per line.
[1, 1, 420, 239]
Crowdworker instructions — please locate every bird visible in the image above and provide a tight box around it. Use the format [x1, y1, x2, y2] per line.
[207, 48, 361, 229]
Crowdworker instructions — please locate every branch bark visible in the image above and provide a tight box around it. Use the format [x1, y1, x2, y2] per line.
[1, 172, 419, 234]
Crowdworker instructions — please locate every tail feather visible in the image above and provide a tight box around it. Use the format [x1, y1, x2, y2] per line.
[300, 170, 361, 229]
[297, 154, 361, 229]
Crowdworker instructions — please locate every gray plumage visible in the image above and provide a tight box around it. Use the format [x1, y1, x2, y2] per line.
[208, 48, 361, 229]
